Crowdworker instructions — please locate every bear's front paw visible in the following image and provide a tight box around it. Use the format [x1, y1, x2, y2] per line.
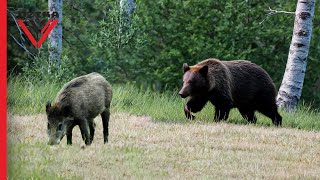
[184, 105, 195, 120]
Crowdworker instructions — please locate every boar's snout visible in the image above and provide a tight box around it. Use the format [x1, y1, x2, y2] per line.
[48, 138, 60, 145]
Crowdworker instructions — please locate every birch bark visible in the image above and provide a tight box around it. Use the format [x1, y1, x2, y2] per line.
[120, 0, 134, 33]
[120, 0, 135, 23]
[276, 0, 315, 111]
[48, 0, 62, 67]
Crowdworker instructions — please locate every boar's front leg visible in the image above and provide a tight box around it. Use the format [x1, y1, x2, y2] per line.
[78, 118, 91, 145]
[88, 120, 95, 142]
[66, 122, 77, 145]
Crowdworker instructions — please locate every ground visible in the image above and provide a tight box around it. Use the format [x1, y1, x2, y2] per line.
[8, 113, 320, 179]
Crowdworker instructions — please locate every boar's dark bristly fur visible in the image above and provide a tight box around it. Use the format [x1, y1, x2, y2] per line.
[179, 58, 282, 126]
[46, 72, 112, 145]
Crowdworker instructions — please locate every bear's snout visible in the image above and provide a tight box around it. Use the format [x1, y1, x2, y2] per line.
[179, 88, 188, 98]
[179, 85, 190, 98]
[179, 92, 187, 98]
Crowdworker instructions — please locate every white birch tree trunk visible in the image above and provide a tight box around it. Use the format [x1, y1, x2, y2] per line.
[120, 0, 135, 24]
[120, 0, 134, 34]
[48, 0, 62, 67]
[276, 0, 315, 112]
[118, 0, 134, 49]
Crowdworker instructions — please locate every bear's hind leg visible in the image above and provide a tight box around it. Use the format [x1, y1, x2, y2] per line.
[238, 108, 257, 124]
[257, 105, 282, 126]
[275, 112, 282, 126]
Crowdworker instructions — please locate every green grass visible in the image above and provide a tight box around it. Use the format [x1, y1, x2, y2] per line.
[7, 77, 320, 179]
[7, 76, 320, 131]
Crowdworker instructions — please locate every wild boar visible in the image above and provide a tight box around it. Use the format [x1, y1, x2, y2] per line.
[46, 72, 112, 145]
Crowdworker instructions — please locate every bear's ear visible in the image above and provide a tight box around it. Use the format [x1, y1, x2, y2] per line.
[46, 101, 51, 114]
[183, 63, 190, 73]
[199, 65, 208, 76]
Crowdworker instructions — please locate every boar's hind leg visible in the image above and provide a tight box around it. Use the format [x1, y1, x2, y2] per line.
[89, 120, 95, 142]
[101, 109, 110, 144]
[78, 118, 91, 145]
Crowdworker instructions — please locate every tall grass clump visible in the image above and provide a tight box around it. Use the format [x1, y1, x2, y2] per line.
[112, 85, 188, 123]
[8, 76, 63, 114]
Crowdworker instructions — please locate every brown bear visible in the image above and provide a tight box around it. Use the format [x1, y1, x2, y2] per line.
[178, 58, 282, 126]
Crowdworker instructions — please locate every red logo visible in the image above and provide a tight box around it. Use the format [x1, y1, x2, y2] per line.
[17, 19, 58, 48]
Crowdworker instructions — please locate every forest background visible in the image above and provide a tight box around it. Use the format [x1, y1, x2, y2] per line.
[7, 0, 320, 108]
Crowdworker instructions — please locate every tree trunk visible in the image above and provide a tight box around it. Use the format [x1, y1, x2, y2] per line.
[120, 0, 134, 35]
[276, 0, 315, 112]
[48, 0, 62, 67]
[120, 0, 135, 25]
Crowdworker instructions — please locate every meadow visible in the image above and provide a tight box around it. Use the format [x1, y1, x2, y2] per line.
[7, 77, 320, 179]
[7, 0, 320, 179]
[8, 76, 320, 130]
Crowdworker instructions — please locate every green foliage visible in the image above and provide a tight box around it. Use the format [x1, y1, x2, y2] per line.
[90, 1, 149, 83]
[21, 52, 75, 82]
[7, 0, 320, 107]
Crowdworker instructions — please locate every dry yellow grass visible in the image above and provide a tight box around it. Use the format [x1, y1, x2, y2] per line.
[8, 113, 320, 179]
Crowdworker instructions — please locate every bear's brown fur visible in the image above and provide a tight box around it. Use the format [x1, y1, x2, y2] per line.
[179, 58, 282, 126]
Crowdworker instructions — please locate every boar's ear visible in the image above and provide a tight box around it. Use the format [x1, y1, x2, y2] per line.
[183, 63, 190, 73]
[46, 102, 51, 114]
[199, 65, 208, 76]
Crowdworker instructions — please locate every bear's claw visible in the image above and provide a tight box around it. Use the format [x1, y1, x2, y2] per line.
[184, 105, 195, 120]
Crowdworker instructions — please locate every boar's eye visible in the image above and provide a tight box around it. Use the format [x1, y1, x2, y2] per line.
[57, 123, 63, 131]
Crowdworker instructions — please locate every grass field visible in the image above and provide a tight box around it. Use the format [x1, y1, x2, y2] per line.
[8, 113, 320, 179]
[7, 77, 320, 179]
[8, 76, 320, 130]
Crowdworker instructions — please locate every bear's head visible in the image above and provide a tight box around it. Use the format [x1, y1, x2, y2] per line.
[179, 63, 209, 98]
